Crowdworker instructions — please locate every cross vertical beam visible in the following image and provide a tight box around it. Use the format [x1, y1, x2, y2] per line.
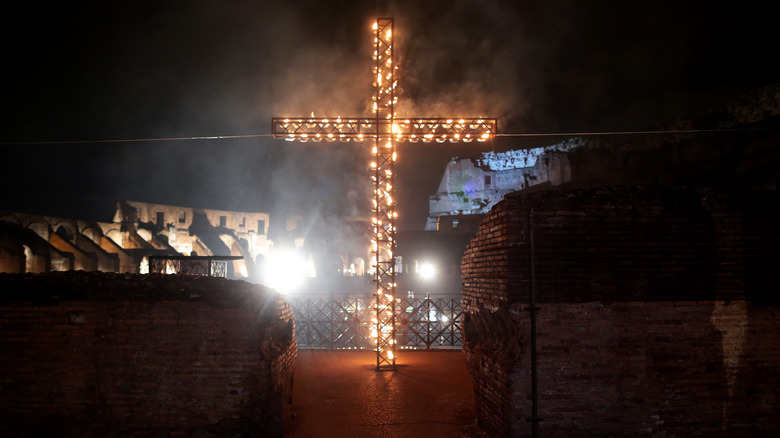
[371, 18, 397, 370]
[272, 17, 497, 371]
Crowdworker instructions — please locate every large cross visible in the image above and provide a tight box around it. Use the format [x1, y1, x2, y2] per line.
[272, 18, 497, 370]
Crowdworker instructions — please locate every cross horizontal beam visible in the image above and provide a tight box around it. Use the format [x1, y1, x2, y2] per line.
[272, 117, 497, 143]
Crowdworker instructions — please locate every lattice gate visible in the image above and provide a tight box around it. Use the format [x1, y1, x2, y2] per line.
[286, 294, 462, 349]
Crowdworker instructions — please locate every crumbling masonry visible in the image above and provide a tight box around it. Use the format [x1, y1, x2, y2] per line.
[461, 186, 780, 437]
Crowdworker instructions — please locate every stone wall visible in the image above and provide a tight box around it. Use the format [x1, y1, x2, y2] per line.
[461, 186, 780, 437]
[0, 272, 297, 437]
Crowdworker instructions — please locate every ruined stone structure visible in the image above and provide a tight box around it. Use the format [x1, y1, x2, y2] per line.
[0, 271, 297, 437]
[422, 82, 780, 304]
[0, 202, 379, 297]
[426, 139, 583, 231]
[0, 201, 289, 280]
[428, 83, 780, 234]
[461, 187, 780, 436]
[111, 200, 276, 279]
[0, 212, 155, 275]
[114, 201, 271, 258]
[456, 84, 780, 436]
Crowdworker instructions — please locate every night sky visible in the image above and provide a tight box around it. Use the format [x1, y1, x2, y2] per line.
[1, 0, 777, 231]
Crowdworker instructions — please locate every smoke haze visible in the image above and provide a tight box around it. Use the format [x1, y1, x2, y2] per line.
[1, 0, 777, 230]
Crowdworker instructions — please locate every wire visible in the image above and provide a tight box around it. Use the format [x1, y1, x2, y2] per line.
[0, 133, 275, 146]
[496, 127, 769, 137]
[1, 126, 771, 146]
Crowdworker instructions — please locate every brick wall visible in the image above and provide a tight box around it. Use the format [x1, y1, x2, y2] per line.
[461, 186, 780, 437]
[0, 272, 297, 437]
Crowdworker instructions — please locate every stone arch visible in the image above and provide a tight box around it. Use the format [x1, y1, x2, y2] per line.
[27, 221, 51, 241]
[352, 257, 366, 276]
[23, 245, 33, 273]
[80, 224, 104, 244]
[105, 229, 123, 246]
[55, 225, 72, 241]
[0, 212, 21, 225]
[231, 240, 251, 278]
[338, 255, 348, 274]
[51, 220, 77, 243]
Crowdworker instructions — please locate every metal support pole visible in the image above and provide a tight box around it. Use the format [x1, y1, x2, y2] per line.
[527, 209, 541, 437]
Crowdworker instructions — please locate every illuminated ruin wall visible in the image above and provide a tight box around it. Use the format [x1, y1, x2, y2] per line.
[429, 83, 780, 233]
[461, 186, 780, 437]
[0, 271, 296, 437]
[0, 201, 281, 279]
[426, 140, 581, 230]
[117, 200, 271, 260]
[0, 212, 135, 274]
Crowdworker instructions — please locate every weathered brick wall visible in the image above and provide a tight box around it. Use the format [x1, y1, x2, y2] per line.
[461, 186, 780, 437]
[0, 272, 297, 437]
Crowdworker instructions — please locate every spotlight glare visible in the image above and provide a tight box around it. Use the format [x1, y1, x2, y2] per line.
[419, 263, 436, 280]
[265, 250, 309, 293]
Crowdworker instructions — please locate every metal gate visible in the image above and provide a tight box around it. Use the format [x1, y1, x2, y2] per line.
[286, 294, 462, 349]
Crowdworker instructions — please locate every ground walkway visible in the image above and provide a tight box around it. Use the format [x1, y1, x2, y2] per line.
[285, 350, 483, 438]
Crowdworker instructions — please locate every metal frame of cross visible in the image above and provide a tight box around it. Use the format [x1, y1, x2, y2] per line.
[272, 17, 497, 370]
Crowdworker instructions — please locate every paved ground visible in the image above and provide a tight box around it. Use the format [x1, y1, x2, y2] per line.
[285, 350, 483, 438]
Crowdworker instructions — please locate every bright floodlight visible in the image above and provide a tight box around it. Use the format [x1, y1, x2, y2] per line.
[419, 262, 436, 280]
[265, 250, 308, 293]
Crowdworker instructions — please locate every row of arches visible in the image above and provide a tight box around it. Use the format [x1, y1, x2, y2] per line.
[0, 212, 134, 274]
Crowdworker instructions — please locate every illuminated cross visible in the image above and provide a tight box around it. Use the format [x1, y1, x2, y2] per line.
[272, 18, 497, 370]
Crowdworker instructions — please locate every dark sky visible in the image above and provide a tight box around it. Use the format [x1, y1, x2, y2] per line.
[1, 0, 777, 230]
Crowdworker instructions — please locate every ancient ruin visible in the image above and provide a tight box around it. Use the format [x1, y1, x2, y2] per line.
[459, 84, 780, 436]
[0, 271, 296, 437]
[1, 201, 291, 279]
[461, 187, 780, 436]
